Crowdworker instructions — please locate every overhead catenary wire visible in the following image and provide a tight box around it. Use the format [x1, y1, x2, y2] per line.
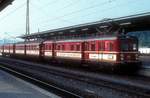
[1, 0, 147, 35]
[38, 0, 137, 29]
[37, 0, 62, 9]
[64, 0, 139, 23]
[0, 0, 125, 34]
[29, 1, 76, 32]
[0, 2, 26, 23]
[36, 0, 117, 25]
[30, 0, 80, 25]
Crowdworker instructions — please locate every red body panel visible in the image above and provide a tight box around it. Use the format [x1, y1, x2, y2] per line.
[0, 35, 141, 71]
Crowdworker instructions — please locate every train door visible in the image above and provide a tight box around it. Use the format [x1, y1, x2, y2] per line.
[98, 41, 105, 62]
[81, 41, 87, 64]
[8, 45, 10, 55]
[52, 42, 56, 59]
[39, 43, 44, 60]
[13, 44, 15, 54]
[2, 45, 4, 53]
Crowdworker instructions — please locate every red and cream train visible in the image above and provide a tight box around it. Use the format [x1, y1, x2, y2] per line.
[0, 35, 141, 71]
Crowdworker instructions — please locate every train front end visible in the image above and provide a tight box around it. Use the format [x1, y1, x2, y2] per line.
[115, 35, 141, 71]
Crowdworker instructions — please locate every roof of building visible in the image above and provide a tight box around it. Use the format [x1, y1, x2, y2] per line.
[20, 12, 150, 40]
[0, 0, 14, 12]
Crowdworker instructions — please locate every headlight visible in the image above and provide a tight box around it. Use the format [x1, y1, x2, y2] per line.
[120, 54, 124, 61]
[120, 54, 124, 57]
[135, 54, 138, 57]
[135, 54, 138, 60]
[121, 57, 124, 60]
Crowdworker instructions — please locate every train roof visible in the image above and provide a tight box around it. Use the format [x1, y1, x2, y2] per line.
[43, 41, 53, 44]
[55, 36, 117, 43]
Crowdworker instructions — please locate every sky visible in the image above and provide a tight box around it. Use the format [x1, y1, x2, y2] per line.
[0, 0, 150, 40]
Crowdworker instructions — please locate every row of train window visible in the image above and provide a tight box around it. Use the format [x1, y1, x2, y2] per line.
[3, 42, 114, 51]
[15, 45, 39, 50]
[44, 42, 114, 51]
[16, 46, 24, 50]
[2, 45, 39, 50]
[26, 45, 39, 50]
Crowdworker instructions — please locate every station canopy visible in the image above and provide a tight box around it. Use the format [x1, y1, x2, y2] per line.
[20, 12, 150, 41]
[0, 0, 14, 12]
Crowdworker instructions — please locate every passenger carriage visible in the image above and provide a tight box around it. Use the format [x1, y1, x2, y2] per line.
[0, 45, 3, 54]
[2, 44, 10, 56]
[9, 44, 14, 55]
[43, 41, 53, 60]
[15, 43, 25, 55]
[25, 42, 43, 60]
[54, 40, 83, 64]
[0, 34, 141, 71]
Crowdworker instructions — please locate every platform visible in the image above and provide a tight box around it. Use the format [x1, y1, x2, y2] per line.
[0, 69, 60, 98]
[140, 56, 150, 68]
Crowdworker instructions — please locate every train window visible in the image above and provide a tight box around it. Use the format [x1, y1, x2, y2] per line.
[99, 42, 105, 51]
[121, 44, 128, 51]
[76, 45, 80, 51]
[109, 42, 113, 51]
[47, 45, 48, 50]
[35, 45, 39, 50]
[47, 45, 49, 50]
[45, 45, 47, 50]
[62, 45, 65, 50]
[49, 45, 51, 50]
[44, 45, 46, 50]
[57, 45, 60, 50]
[91, 44, 95, 51]
[120, 40, 129, 51]
[35, 45, 37, 50]
[84, 42, 89, 51]
[71, 45, 74, 50]
[31, 46, 34, 50]
[133, 44, 137, 50]
[129, 43, 137, 51]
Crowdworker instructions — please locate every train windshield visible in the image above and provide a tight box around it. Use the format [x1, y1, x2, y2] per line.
[120, 39, 138, 51]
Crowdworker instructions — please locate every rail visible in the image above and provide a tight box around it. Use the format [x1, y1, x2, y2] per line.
[0, 65, 82, 98]
[0, 57, 150, 97]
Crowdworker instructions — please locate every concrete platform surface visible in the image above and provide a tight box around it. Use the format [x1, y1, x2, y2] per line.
[140, 56, 150, 68]
[0, 69, 60, 98]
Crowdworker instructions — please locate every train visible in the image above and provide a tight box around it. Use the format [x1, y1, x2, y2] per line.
[0, 35, 141, 72]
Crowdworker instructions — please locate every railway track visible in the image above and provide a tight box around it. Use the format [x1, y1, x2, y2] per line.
[0, 57, 150, 98]
[0, 62, 82, 98]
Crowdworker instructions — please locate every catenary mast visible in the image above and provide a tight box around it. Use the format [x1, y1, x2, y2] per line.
[25, 0, 30, 41]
